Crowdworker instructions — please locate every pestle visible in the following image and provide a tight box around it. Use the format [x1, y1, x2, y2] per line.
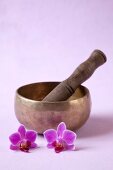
[43, 49, 107, 102]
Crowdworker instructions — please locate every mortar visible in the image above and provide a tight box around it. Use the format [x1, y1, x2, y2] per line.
[15, 82, 91, 134]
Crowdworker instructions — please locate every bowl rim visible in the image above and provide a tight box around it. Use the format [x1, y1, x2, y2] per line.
[15, 81, 90, 104]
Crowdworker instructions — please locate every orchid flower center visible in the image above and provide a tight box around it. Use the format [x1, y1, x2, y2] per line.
[53, 141, 64, 153]
[20, 140, 31, 152]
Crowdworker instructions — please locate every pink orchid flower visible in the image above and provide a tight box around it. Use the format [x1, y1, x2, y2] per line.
[9, 125, 38, 152]
[44, 122, 77, 153]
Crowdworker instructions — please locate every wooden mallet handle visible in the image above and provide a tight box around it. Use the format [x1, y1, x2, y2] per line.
[43, 49, 107, 102]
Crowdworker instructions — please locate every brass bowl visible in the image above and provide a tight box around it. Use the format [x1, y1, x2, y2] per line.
[15, 82, 91, 134]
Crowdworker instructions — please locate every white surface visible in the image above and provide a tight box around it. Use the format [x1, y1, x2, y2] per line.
[0, 0, 113, 170]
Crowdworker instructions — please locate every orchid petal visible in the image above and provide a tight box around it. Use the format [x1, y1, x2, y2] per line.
[30, 143, 38, 148]
[63, 130, 77, 145]
[47, 143, 54, 149]
[66, 144, 75, 150]
[18, 125, 26, 139]
[57, 122, 66, 137]
[10, 144, 19, 150]
[25, 131, 37, 143]
[44, 129, 57, 143]
[9, 132, 21, 145]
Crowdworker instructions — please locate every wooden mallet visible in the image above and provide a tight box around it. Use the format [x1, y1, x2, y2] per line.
[43, 49, 107, 102]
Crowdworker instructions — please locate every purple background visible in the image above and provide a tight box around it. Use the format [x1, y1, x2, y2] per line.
[0, 0, 113, 169]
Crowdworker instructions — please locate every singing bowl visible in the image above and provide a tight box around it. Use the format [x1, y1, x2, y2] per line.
[15, 82, 91, 134]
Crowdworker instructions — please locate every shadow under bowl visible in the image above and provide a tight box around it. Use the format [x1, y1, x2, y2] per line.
[15, 82, 91, 134]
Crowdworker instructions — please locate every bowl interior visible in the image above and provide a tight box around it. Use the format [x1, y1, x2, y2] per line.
[17, 82, 87, 101]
